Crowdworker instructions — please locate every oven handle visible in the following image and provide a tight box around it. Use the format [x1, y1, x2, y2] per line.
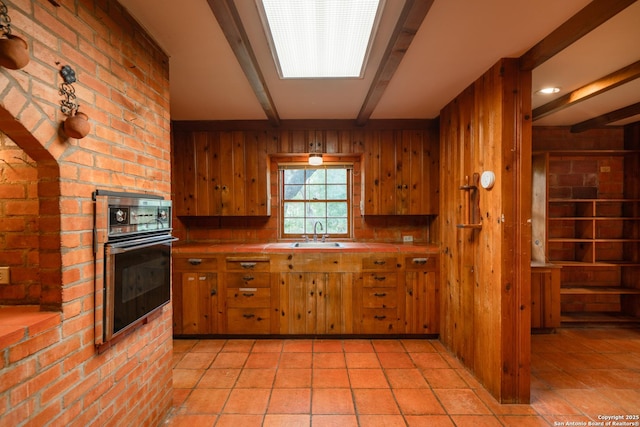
[106, 235, 178, 254]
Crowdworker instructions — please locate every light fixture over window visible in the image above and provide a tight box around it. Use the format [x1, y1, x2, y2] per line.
[258, 0, 383, 79]
[308, 153, 323, 166]
[309, 141, 323, 165]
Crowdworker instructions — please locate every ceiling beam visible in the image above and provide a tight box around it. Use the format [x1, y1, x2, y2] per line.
[570, 102, 640, 133]
[520, 0, 637, 71]
[207, 0, 280, 126]
[532, 60, 640, 121]
[355, 0, 435, 126]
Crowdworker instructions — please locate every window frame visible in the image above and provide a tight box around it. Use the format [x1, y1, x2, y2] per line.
[278, 163, 353, 240]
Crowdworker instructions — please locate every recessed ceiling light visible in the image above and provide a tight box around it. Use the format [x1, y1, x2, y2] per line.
[257, 0, 383, 79]
[536, 87, 561, 95]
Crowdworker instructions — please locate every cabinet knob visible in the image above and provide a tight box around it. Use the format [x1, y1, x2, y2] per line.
[210, 289, 217, 296]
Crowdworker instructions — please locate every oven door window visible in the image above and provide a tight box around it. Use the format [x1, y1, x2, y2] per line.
[109, 242, 171, 337]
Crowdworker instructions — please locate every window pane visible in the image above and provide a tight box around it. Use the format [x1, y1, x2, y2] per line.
[306, 169, 325, 183]
[284, 169, 306, 184]
[283, 184, 305, 200]
[327, 184, 346, 200]
[284, 202, 305, 217]
[306, 202, 326, 218]
[327, 202, 347, 217]
[284, 218, 304, 234]
[327, 218, 348, 234]
[307, 184, 326, 200]
[327, 169, 346, 184]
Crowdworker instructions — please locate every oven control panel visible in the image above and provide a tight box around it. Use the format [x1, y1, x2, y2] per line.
[107, 198, 172, 236]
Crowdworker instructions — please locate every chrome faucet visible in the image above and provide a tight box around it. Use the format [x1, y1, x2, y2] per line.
[313, 221, 323, 242]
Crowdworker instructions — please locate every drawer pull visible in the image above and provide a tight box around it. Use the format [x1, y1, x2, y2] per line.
[374, 292, 387, 297]
[243, 313, 255, 319]
[188, 258, 202, 265]
[243, 275, 255, 281]
[373, 260, 386, 265]
[240, 262, 257, 269]
[210, 289, 217, 296]
[374, 315, 387, 320]
[412, 258, 428, 265]
[374, 276, 386, 281]
[242, 292, 255, 297]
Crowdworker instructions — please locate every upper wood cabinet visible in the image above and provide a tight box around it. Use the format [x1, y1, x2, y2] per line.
[173, 130, 270, 216]
[362, 129, 439, 215]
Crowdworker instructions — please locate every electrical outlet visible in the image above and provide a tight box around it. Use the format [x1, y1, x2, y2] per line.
[0, 267, 9, 285]
[402, 235, 413, 243]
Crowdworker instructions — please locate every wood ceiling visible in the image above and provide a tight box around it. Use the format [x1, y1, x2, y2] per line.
[118, 0, 640, 131]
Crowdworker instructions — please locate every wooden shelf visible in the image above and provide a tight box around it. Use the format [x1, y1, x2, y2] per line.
[561, 312, 640, 325]
[561, 286, 640, 295]
[534, 150, 640, 156]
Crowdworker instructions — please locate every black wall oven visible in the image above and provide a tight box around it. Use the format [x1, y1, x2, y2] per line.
[93, 190, 176, 346]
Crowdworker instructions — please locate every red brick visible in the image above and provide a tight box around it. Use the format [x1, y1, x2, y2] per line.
[9, 328, 61, 363]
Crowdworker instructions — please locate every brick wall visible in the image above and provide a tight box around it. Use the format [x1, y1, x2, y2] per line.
[0, 0, 172, 425]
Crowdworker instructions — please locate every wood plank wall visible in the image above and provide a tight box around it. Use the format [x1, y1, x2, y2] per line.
[439, 59, 532, 403]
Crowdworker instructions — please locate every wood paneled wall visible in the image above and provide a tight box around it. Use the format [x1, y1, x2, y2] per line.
[439, 59, 532, 403]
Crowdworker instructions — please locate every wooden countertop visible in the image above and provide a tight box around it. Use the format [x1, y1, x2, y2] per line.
[173, 242, 440, 255]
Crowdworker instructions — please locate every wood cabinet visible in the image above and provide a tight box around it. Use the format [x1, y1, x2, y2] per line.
[173, 250, 439, 336]
[404, 256, 439, 334]
[173, 257, 220, 335]
[532, 150, 640, 325]
[530, 263, 561, 330]
[362, 130, 439, 215]
[172, 130, 270, 216]
[224, 257, 274, 334]
[278, 272, 354, 334]
[354, 256, 401, 334]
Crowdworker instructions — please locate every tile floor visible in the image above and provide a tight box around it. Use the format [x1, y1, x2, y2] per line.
[164, 328, 640, 426]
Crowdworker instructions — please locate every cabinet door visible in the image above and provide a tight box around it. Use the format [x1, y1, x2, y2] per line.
[405, 270, 439, 334]
[173, 130, 270, 217]
[181, 272, 218, 334]
[278, 272, 352, 334]
[362, 129, 438, 215]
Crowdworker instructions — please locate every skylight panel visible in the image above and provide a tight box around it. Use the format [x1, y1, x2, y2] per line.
[259, 0, 382, 79]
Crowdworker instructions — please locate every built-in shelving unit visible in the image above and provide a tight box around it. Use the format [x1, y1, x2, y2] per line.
[533, 149, 640, 326]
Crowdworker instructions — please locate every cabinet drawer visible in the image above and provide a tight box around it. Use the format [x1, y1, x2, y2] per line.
[362, 289, 397, 308]
[225, 272, 271, 288]
[174, 257, 218, 271]
[226, 258, 270, 272]
[361, 308, 398, 334]
[227, 308, 270, 334]
[405, 256, 437, 271]
[362, 256, 398, 271]
[363, 272, 397, 287]
[226, 288, 271, 308]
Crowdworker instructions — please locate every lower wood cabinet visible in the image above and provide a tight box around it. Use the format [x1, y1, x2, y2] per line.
[278, 272, 354, 334]
[405, 256, 439, 334]
[173, 257, 220, 335]
[531, 263, 561, 330]
[173, 251, 439, 336]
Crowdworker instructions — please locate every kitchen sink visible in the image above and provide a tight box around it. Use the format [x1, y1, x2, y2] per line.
[291, 242, 343, 248]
